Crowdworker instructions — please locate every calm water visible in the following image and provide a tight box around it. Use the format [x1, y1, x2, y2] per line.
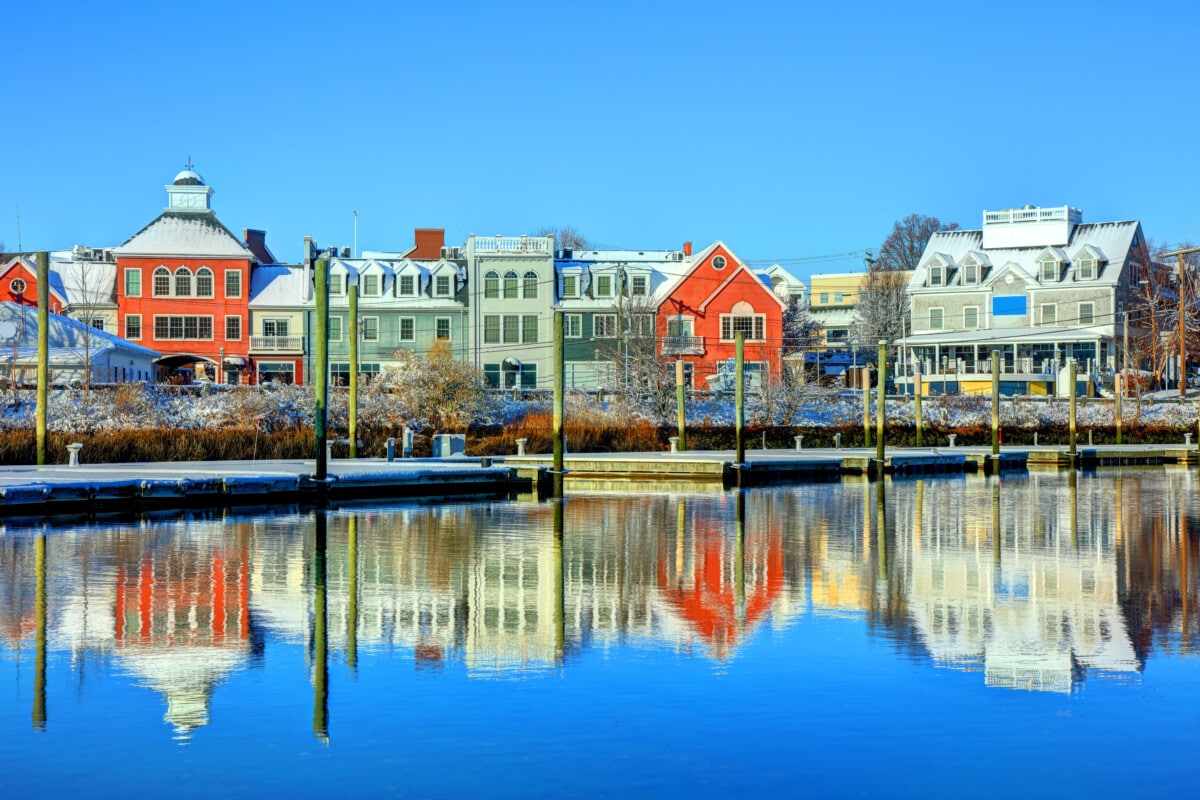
[1, 473, 1198, 798]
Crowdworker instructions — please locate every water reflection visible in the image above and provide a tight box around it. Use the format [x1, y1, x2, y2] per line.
[2, 472, 1198, 740]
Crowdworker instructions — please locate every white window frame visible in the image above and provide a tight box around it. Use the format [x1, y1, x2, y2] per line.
[361, 316, 379, 342]
[929, 266, 943, 287]
[153, 267, 171, 297]
[561, 273, 580, 298]
[225, 315, 242, 341]
[196, 267, 214, 298]
[152, 315, 214, 340]
[719, 314, 766, 342]
[484, 271, 500, 299]
[361, 273, 380, 297]
[398, 316, 416, 342]
[929, 307, 944, 330]
[565, 313, 583, 338]
[329, 315, 344, 342]
[1041, 260, 1058, 282]
[125, 314, 142, 340]
[963, 305, 980, 329]
[522, 271, 538, 299]
[225, 269, 242, 299]
[595, 274, 614, 298]
[630, 274, 648, 297]
[594, 313, 618, 337]
[1078, 258, 1096, 280]
[262, 318, 289, 337]
[436, 274, 453, 297]
[962, 262, 978, 285]
[1079, 302, 1095, 326]
[124, 268, 142, 298]
[174, 267, 193, 297]
[435, 316, 451, 340]
[1040, 303, 1057, 327]
[329, 273, 344, 296]
[398, 273, 417, 297]
[483, 315, 500, 344]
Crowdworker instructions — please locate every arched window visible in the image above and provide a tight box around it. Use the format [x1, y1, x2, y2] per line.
[503, 271, 519, 299]
[484, 271, 500, 299]
[174, 267, 192, 297]
[523, 271, 539, 299]
[195, 267, 214, 297]
[153, 267, 171, 297]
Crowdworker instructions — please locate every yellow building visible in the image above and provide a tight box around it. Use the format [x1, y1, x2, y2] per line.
[808, 271, 913, 345]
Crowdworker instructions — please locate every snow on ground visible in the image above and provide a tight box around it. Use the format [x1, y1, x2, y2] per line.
[3, 385, 1199, 433]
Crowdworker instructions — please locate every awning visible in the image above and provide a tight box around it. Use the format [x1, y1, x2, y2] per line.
[223, 356, 247, 367]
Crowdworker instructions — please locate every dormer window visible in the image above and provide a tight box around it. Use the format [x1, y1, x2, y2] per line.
[1040, 259, 1059, 281]
[929, 265, 943, 286]
[562, 274, 579, 298]
[361, 274, 380, 296]
[329, 273, 344, 295]
[398, 274, 416, 296]
[436, 274, 453, 296]
[1077, 258, 1096, 280]
[631, 275, 648, 296]
[962, 262, 978, 285]
[596, 275, 614, 297]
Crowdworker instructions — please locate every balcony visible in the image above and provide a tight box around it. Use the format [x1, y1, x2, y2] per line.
[469, 235, 553, 255]
[250, 335, 305, 353]
[662, 335, 705, 355]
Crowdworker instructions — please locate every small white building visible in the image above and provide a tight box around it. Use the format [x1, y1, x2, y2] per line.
[0, 301, 159, 385]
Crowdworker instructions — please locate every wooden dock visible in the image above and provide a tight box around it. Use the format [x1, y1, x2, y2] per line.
[0, 441, 1197, 515]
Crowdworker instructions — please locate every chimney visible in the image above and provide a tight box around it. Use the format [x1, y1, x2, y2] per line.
[412, 228, 446, 260]
[243, 228, 276, 264]
[683, 241, 693, 256]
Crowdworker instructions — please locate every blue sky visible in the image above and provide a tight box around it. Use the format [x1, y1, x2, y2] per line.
[3, 0, 1197, 279]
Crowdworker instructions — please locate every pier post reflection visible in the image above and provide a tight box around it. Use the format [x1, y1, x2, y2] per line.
[33, 533, 46, 732]
[735, 491, 746, 626]
[1069, 470, 1078, 549]
[312, 511, 329, 743]
[347, 514, 359, 675]
[875, 480, 887, 580]
[553, 499, 565, 664]
[992, 479, 1001, 565]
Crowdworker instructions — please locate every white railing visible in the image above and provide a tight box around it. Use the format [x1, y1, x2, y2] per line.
[469, 235, 553, 255]
[250, 335, 305, 352]
[983, 205, 1082, 225]
[662, 336, 705, 355]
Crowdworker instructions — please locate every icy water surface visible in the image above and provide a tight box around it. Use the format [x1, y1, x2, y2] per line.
[1, 472, 1198, 798]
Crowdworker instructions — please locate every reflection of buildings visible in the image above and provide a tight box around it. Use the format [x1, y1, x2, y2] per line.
[113, 529, 256, 738]
[2, 473, 1198, 739]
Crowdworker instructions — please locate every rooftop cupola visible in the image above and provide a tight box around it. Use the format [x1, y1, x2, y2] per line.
[165, 158, 213, 212]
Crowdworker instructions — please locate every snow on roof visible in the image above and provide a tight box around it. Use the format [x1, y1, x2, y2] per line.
[52, 257, 117, 306]
[0, 301, 159, 358]
[249, 265, 309, 306]
[114, 211, 252, 259]
[910, 221, 1140, 290]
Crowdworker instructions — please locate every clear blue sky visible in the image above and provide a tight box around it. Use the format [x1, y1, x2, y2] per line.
[3, 0, 1197, 279]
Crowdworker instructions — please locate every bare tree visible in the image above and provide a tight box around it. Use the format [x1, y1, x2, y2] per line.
[875, 214, 960, 273]
[850, 251, 912, 348]
[61, 258, 117, 405]
[534, 225, 590, 251]
[782, 296, 821, 355]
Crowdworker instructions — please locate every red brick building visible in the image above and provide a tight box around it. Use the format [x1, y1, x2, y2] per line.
[112, 166, 258, 383]
[656, 241, 786, 389]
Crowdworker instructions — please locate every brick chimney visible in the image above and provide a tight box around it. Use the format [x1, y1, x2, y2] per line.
[411, 228, 446, 260]
[243, 228, 276, 264]
[683, 241, 692, 256]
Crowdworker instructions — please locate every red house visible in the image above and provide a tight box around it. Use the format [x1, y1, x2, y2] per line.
[113, 166, 258, 383]
[0, 256, 66, 313]
[656, 241, 786, 389]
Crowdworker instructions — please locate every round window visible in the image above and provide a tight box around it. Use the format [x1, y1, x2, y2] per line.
[9, 278, 26, 294]
[712, 256, 727, 270]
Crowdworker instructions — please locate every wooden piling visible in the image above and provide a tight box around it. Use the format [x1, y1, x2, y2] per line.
[862, 367, 871, 448]
[991, 350, 1000, 457]
[735, 332, 745, 470]
[876, 341, 886, 478]
[676, 359, 687, 452]
[36, 252, 49, 466]
[346, 514, 358, 672]
[1115, 374, 1123, 445]
[1069, 359, 1078, 458]
[314, 258, 329, 483]
[552, 311, 565, 498]
[348, 281, 359, 458]
[914, 369, 923, 447]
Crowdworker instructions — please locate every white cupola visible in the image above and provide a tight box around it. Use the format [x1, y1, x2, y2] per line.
[165, 158, 214, 212]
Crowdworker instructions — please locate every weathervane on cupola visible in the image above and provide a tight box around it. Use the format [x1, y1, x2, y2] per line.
[165, 158, 213, 212]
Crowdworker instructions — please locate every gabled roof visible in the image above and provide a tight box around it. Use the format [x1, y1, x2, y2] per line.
[0, 256, 70, 305]
[651, 240, 731, 305]
[910, 221, 1141, 292]
[697, 264, 787, 312]
[113, 211, 254, 259]
[249, 265, 309, 307]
